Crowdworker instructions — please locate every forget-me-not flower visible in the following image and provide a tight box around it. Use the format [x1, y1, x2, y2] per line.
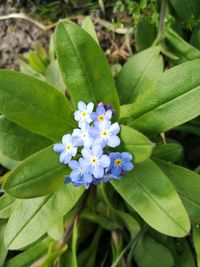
[91, 106, 112, 124]
[108, 152, 134, 177]
[65, 158, 93, 189]
[74, 101, 94, 126]
[81, 145, 110, 178]
[53, 134, 77, 164]
[90, 121, 120, 148]
[72, 123, 93, 147]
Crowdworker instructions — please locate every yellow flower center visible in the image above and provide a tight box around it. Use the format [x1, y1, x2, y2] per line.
[91, 157, 97, 165]
[81, 111, 87, 118]
[101, 130, 109, 138]
[114, 159, 122, 166]
[66, 144, 71, 150]
[98, 115, 105, 121]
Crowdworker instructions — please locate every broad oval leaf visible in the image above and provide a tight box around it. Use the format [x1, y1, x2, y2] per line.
[116, 46, 163, 104]
[55, 19, 120, 113]
[155, 159, 200, 223]
[120, 125, 154, 163]
[4, 184, 84, 250]
[193, 226, 200, 267]
[0, 116, 52, 161]
[120, 59, 200, 134]
[169, 0, 200, 20]
[112, 159, 190, 237]
[0, 194, 15, 219]
[0, 70, 75, 142]
[134, 235, 174, 267]
[152, 142, 183, 162]
[0, 222, 8, 267]
[3, 146, 68, 198]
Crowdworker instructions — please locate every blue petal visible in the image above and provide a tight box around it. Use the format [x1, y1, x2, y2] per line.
[111, 167, 121, 177]
[121, 152, 132, 161]
[83, 173, 93, 183]
[78, 101, 86, 111]
[60, 152, 71, 164]
[74, 110, 81, 121]
[79, 158, 91, 172]
[62, 134, 72, 145]
[68, 160, 79, 170]
[123, 162, 134, 171]
[109, 152, 120, 160]
[70, 170, 81, 182]
[93, 165, 104, 178]
[87, 102, 94, 113]
[88, 127, 99, 137]
[92, 145, 103, 158]
[96, 106, 105, 115]
[99, 155, 110, 168]
[105, 110, 112, 120]
[64, 176, 71, 184]
[90, 112, 97, 121]
[71, 147, 78, 157]
[109, 122, 120, 135]
[107, 135, 120, 148]
[53, 144, 64, 153]
[81, 148, 92, 159]
[72, 128, 82, 137]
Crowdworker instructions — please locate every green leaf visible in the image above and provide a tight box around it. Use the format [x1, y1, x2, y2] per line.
[3, 146, 68, 198]
[120, 125, 154, 163]
[0, 194, 15, 219]
[45, 60, 66, 94]
[63, 218, 78, 267]
[4, 184, 84, 250]
[0, 116, 52, 161]
[55, 19, 120, 113]
[112, 159, 190, 237]
[82, 16, 99, 44]
[0, 222, 8, 267]
[155, 159, 200, 222]
[48, 217, 64, 241]
[0, 153, 20, 170]
[165, 28, 200, 64]
[152, 142, 183, 162]
[5, 238, 50, 267]
[135, 17, 157, 52]
[120, 59, 200, 134]
[169, 0, 200, 20]
[133, 235, 174, 267]
[116, 46, 163, 104]
[193, 225, 200, 267]
[0, 70, 75, 142]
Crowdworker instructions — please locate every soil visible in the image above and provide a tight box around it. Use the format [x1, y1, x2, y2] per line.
[0, 2, 51, 70]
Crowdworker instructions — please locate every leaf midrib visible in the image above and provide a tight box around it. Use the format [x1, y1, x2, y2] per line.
[133, 175, 188, 234]
[7, 195, 52, 247]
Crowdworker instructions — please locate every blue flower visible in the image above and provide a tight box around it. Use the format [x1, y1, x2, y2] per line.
[102, 173, 122, 182]
[72, 123, 93, 148]
[90, 121, 120, 148]
[91, 106, 112, 124]
[74, 101, 94, 126]
[65, 158, 93, 189]
[108, 152, 134, 177]
[81, 145, 110, 178]
[53, 134, 77, 164]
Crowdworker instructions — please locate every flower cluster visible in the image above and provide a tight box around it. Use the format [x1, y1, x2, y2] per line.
[53, 101, 134, 189]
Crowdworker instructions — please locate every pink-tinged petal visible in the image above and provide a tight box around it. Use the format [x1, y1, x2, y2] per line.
[87, 102, 94, 113]
[99, 155, 110, 168]
[92, 145, 103, 158]
[53, 144, 64, 153]
[74, 110, 81, 121]
[78, 101, 86, 111]
[105, 110, 112, 120]
[109, 122, 120, 135]
[93, 165, 104, 178]
[62, 134, 72, 145]
[123, 162, 134, 171]
[107, 135, 120, 148]
[81, 148, 92, 159]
